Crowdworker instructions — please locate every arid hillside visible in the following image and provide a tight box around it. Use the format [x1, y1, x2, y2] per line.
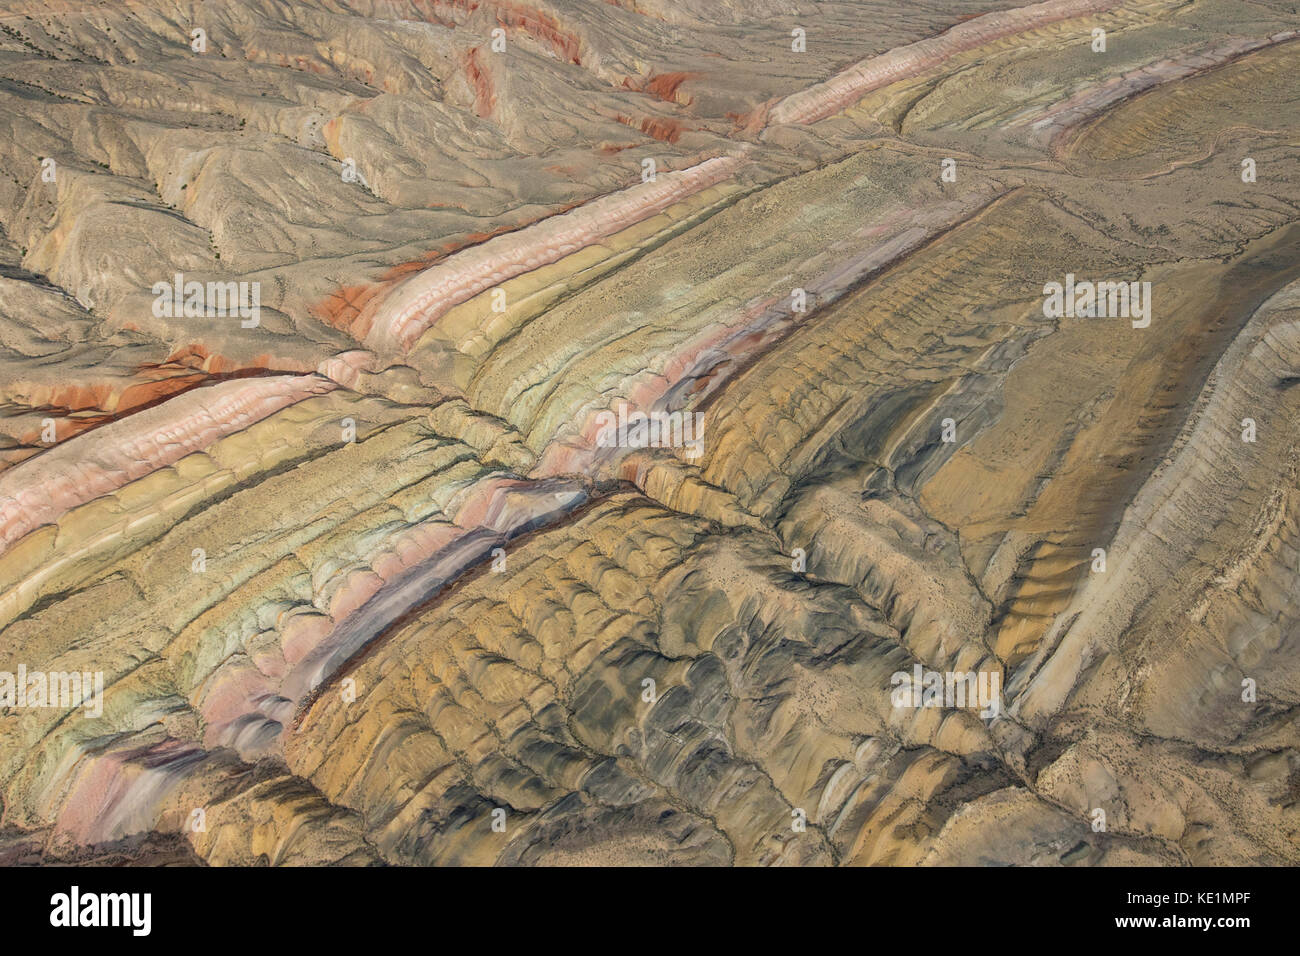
[0, 0, 1297, 865]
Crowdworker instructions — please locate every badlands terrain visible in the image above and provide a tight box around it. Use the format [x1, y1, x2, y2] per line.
[0, 0, 1297, 866]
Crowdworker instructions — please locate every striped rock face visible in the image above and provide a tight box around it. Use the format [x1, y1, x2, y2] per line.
[0, 0, 1298, 868]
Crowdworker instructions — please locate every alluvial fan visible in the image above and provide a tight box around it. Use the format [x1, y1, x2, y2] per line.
[0, 0, 1297, 867]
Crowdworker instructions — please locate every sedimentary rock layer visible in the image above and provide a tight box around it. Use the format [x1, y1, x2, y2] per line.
[0, 0, 1297, 867]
